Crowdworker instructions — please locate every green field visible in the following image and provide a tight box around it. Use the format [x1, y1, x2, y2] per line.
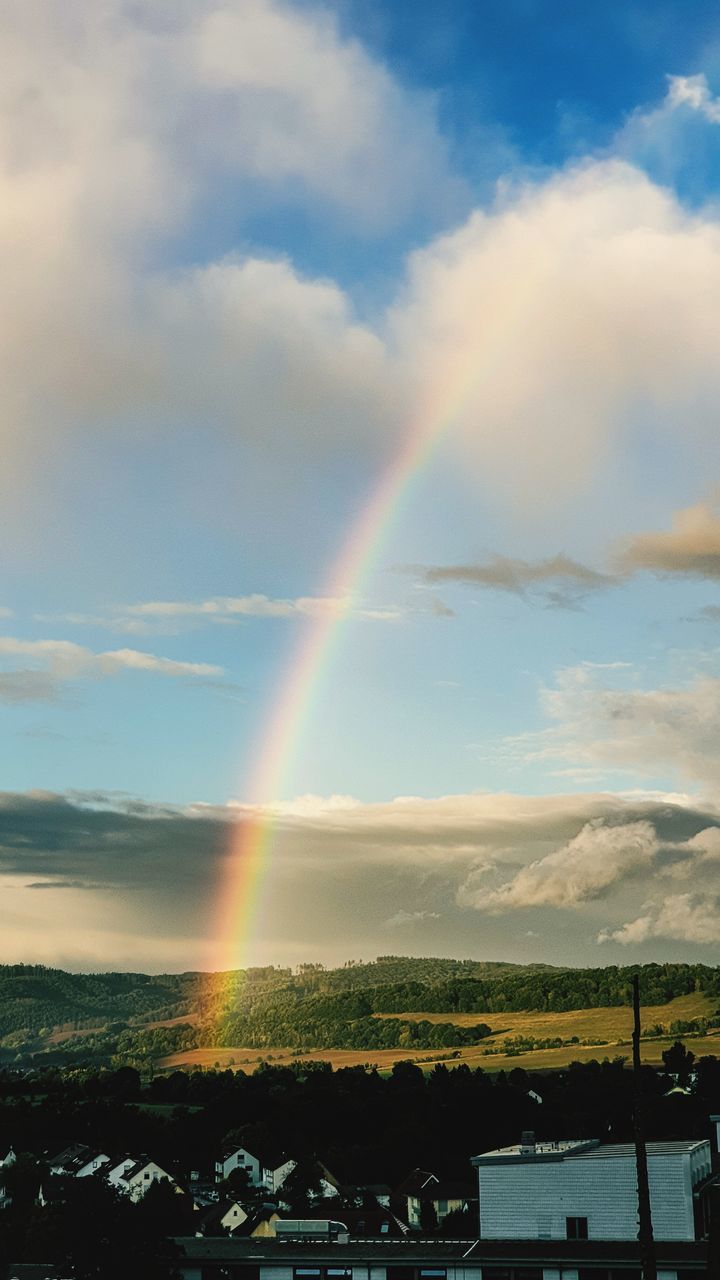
[158, 991, 719, 1074]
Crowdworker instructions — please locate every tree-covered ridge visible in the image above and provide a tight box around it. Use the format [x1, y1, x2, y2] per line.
[0, 966, 198, 1037]
[2, 960, 720, 1060]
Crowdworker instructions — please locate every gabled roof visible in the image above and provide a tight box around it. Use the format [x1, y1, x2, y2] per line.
[197, 1199, 246, 1234]
[218, 1144, 258, 1162]
[394, 1169, 439, 1196]
[46, 1143, 89, 1169]
[230, 1208, 281, 1237]
[120, 1156, 172, 1184]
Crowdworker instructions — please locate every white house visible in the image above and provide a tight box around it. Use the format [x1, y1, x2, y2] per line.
[74, 1152, 110, 1178]
[0, 1147, 17, 1170]
[110, 1156, 177, 1202]
[215, 1146, 262, 1186]
[263, 1157, 296, 1195]
[47, 1143, 92, 1175]
[472, 1132, 714, 1242]
[105, 1156, 138, 1189]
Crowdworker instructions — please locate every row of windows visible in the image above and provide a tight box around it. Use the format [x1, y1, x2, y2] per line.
[200, 1265, 697, 1280]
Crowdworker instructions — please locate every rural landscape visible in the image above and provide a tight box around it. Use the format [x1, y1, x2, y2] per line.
[3, 957, 719, 1076]
[5, 0, 720, 1274]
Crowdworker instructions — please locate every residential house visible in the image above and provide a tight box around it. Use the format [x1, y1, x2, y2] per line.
[45, 1144, 109, 1178]
[359, 1183, 391, 1208]
[46, 1144, 91, 1176]
[238, 1208, 282, 1238]
[262, 1154, 296, 1196]
[73, 1152, 110, 1178]
[195, 1198, 248, 1236]
[472, 1131, 716, 1242]
[106, 1155, 177, 1202]
[0, 1147, 16, 1171]
[215, 1146, 262, 1186]
[394, 1170, 473, 1229]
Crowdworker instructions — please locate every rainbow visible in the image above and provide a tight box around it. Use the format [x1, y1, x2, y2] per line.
[213, 276, 536, 975]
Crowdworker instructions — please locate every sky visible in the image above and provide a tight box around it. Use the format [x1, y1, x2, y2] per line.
[5, 1, 720, 972]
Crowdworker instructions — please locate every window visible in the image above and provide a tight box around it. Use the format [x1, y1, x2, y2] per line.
[481, 1269, 511, 1280]
[566, 1215, 589, 1240]
[419, 1271, 446, 1279]
[387, 1267, 415, 1280]
[294, 1271, 351, 1280]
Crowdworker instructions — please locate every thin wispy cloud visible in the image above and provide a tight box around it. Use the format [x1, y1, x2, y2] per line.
[39, 594, 403, 634]
[414, 554, 615, 608]
[0, 637, 223, 704]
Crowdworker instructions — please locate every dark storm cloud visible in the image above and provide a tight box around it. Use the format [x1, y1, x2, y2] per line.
[3, 789, 720, 968]
[0, 788, 717, 886]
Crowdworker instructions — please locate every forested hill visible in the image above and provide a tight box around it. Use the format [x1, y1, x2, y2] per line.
[2, 958, 720, 1050]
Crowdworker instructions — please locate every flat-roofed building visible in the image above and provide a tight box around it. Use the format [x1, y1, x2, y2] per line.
[170, 1232, 710, 1280]
[472, 1134, 714, 1243]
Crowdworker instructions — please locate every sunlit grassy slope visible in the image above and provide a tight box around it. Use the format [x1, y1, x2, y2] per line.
[158, 991, 720, 1073]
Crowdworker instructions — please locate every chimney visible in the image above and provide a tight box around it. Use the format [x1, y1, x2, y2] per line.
[520, 1130, 536, 1155]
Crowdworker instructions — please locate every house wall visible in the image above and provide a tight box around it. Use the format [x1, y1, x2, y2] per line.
[407, 1195, 464, 1228]
[76, 1154, 110, 1177]
[125, 1160, 174, 1202]
[218, 1148, 263, 1185]
[477, 1152, 696, 1241]
[107, 1158, 136, 1187]
[221, 1204, 248, 1230]
[264, 1159, 296, 1193]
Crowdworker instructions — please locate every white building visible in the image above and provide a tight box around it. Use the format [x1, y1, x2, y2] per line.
[263, 1157, 296, 1195]
[74, 1152, 110, 1178]
[472, 1133, 713, 1242]
[215, 1146, 263, 1186]
[105, 1155, 177, 1202]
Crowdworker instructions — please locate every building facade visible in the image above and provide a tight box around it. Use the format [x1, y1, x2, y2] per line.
[472, 1137, 713, 1244]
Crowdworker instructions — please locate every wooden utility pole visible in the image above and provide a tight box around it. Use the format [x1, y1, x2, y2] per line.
[632, 974, 657, 1280]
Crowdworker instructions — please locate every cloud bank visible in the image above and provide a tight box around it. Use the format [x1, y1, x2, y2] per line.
[1, 787, 719, 968]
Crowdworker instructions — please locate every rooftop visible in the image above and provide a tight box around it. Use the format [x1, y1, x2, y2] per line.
[473, 1138, 710, 1166]
[571, 1140, 710, 1160]
[172, 1235, 708, 1268]
[473, 1139, 596, 1163]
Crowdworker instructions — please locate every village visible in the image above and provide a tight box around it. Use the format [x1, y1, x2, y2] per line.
[1, 1107, 718, 1277]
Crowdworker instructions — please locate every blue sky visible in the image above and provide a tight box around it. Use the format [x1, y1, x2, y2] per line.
[4, 0, 720, 969]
